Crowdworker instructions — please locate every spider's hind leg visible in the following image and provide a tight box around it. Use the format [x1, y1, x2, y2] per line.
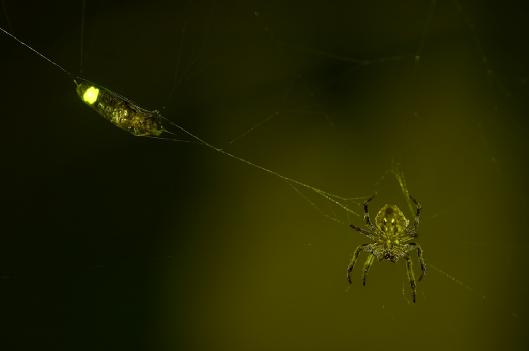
[405, 254, 417, 303]
[346, 244, 369, 284]
[362, 254, 375, 286]
[409, 195, 422, 231]
[409, 243, 427, 281]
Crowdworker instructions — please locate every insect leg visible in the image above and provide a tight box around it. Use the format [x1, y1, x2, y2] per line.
[361, 253, 375, 286]
[405, 254, 417, 303]
[347, 244, 369, 284]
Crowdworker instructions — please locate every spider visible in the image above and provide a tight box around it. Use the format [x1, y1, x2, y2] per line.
[347, 194, 426, 303]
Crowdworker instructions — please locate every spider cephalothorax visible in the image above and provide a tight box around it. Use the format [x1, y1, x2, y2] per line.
[347, 195, 426, 303]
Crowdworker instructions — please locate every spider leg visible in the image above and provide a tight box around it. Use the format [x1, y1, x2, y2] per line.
[405, 254, 417, 303]
[361, 253, 375, 286]
[363, 194, 376, 226]
[409, 194, 422, 231]
[346, 244, 369, 284]
[408, 243, 427, 281]
[349, 224, 373, 238]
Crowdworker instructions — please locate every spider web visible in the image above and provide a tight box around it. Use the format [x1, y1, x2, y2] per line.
[0, 1, 527, 350]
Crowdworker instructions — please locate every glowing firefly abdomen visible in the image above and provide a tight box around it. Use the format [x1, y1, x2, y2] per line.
[75, 78, 165, 137]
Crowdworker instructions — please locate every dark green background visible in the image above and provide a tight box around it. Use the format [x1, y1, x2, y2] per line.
[1, 0, 528, 350]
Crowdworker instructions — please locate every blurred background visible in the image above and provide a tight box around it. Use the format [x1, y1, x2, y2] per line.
[0, 0, 528, 350]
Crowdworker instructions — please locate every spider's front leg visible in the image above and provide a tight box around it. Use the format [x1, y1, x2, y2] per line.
[409, 195, 422, 231]
[363, 194, 376, 226]
[346, 244, 369, 284]
[349, 224, 372, 237]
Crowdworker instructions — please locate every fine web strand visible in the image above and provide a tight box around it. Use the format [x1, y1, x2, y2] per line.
[391, 163, 415, 217]
[228, 108, 333, 146]
[228, 111, 279, 145]
[288, 183, 346, 225]
[0, 23, 362, 220]
[230, 6, 439, 149]
[143, 135, 197, 144]
[161, 116, 361, 218]
[390, 164, 485, 300]
[227, 71, 304, 146]
[0, 26, 74, 79]
[428, 263, 475, 294]
[390, 165, 521, 320]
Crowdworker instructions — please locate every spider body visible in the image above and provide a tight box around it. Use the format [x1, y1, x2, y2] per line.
[347, 195, 426, 303]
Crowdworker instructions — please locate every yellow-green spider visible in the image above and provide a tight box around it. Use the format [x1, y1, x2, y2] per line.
[347, 194, 426, 303]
